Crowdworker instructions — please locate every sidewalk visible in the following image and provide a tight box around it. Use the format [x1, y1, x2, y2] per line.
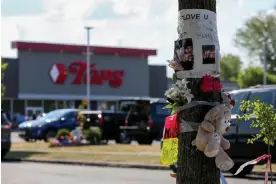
[5, 157, 276, 177]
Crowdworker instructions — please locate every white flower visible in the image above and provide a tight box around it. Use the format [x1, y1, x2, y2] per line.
[185, 93, 194, 103]
[164, 88, 174, 96]
[164, 79, 193, 104]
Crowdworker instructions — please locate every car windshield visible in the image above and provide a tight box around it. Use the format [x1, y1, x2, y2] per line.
[40, 109, 72, 121]
[229, 91, 247, 115]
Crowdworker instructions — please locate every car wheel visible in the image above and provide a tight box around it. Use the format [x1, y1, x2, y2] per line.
[137, 136, 153, 145]
[44, 130, 57, 142]
[24, 138, 30, 142]
[1, 149, 9, 160]
[229, 163, 254, 177]
[115, 131, 132, 144]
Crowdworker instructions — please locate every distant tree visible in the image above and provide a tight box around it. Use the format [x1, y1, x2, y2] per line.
[220, 54, 242, 82]
[1, 62, 8, 99]
[237, 67, 276, 88]
[234, 12, 276, 72]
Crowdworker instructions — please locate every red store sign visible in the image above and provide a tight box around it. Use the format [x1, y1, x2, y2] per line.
[49, 61, 124, 88]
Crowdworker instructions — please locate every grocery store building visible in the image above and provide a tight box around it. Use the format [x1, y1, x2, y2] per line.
[2, 41, 167, 118]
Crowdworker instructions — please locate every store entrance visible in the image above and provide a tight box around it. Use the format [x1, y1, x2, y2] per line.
[25, 107, 44, 120]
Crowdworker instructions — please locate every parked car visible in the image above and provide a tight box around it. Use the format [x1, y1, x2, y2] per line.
[78, 110, 128, 143]
[225, 85, 276, 177]
[120, 100, 171, 145]
[1, 111, 12, 159]
[18, 109, 80, 142]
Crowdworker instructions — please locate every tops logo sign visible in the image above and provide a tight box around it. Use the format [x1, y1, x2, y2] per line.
[49, 61, 124, 88]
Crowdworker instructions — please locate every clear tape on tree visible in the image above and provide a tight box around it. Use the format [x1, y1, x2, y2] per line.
[178, 101, 220, 132]
[174, 9, 220, 78]
[179, 120, 199, 132]
[178, 100, 220, 112]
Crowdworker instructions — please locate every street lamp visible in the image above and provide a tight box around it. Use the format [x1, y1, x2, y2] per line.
[263, 42, 267, 85]
[85, 26, 93, 110]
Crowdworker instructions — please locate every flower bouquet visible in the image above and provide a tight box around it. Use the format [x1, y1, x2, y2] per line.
[164, 79, 194, 114]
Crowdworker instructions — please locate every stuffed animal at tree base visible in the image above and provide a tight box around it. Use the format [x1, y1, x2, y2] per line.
[192, 93, 235, 171]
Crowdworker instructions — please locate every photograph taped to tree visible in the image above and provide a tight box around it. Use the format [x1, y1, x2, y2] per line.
[176, 9, 220, 78]
[174, 38, 194, 71]
[202, 45, 216, 64]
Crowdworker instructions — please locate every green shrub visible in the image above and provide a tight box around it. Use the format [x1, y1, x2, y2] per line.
[83, 128, 102, 145]
[56, 129, 70, 139]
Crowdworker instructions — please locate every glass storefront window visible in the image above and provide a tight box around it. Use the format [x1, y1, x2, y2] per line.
[44, 100, 57, 112]
[64, 101, 75, 109]
[98, 101, 117, 112]
[13, 100, 25, 115]
[26, 100, 42, 107]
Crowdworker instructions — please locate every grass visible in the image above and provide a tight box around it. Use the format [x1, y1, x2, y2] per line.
[10, 142, 275, 172]
[6, 150, 161, 165]
[11, 142, 160, 153]
[254, 164, 276, 172]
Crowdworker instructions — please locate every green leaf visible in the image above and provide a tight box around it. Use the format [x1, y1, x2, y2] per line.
[163, 104, 174, 109]
[173, 73, 177, 82]
[171, 107, 177, 115]
[239, 99, 276, 148]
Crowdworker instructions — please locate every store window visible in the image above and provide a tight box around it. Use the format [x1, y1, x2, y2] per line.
[57, 101, 65, 109]
[64, 101, 75, 109]
[13, 100, 25, 115]
[98, 101, 117, 112]
[44, 100, 57, 112]
[26, 100, 43, 107]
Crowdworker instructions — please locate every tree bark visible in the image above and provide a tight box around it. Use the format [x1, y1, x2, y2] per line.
[176, 1, 221, 184]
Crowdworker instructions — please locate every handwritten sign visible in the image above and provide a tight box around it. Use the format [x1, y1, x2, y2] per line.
[160, 138, 178, 166]
[163, 115, 179, 139]
[176, 9, 220, 78]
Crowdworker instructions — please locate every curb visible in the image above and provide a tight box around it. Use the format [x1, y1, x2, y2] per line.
[4, 158, 169, 170]
[4, 158, 276, 176]
[251, 171, 276, 177]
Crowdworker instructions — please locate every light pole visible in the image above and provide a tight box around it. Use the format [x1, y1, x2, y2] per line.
[263, 42, 267, 85]
[85, 26, 93, 110]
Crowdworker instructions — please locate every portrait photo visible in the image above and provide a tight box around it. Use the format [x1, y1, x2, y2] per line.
[174, 38, 194, 70]
[202, 45, 216, 64]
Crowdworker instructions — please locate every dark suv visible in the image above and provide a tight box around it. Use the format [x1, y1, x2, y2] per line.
[120, 100, 171, 145]
[1, 111, 12, 159]
[225, 85, 276, 177]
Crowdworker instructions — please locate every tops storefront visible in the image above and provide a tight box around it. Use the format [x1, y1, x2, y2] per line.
[2, 41, 167, 119]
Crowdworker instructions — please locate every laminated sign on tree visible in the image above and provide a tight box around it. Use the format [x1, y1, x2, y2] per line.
[160, 114, 179, 166]
[174, 9, 220, 79]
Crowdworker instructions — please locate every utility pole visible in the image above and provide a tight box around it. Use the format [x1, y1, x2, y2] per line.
[85, 26, 93, 110]
[176, 0, 221, 184]
[263, 42, 267, 85]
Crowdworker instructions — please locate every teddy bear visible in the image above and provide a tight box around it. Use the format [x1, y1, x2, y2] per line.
[191, 93, 235, 171]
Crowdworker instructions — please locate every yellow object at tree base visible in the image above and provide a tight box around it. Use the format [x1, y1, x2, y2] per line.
[160, 138, 178, 166]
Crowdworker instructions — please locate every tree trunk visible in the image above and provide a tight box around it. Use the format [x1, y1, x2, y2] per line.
[176, 0, 221, 184]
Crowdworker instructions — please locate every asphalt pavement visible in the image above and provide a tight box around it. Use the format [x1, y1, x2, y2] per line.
[1, 162, 265, 184]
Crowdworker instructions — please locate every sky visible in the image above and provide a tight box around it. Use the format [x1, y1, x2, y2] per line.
[1, 0, 275, 77]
